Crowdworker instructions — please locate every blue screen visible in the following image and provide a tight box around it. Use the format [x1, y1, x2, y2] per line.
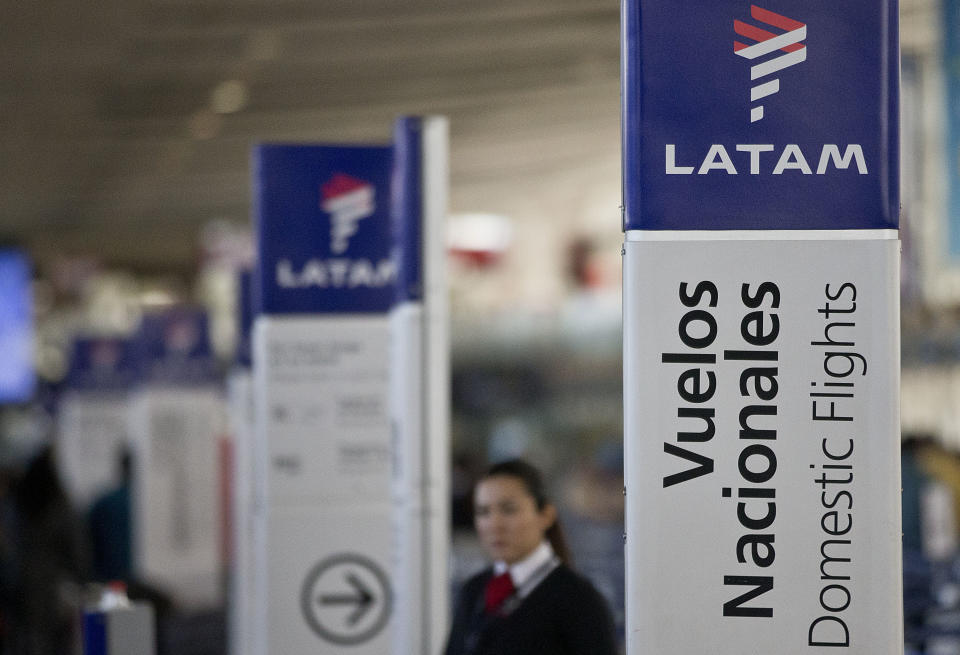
[0, 251, 34, 403]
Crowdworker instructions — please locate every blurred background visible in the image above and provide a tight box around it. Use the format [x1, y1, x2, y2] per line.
[0, 0, 956, 653]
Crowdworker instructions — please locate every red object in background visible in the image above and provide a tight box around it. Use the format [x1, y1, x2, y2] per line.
[567, 237, 605, 289]
[219, 436, 233, 567]
[448, 247, 504, 268]
[446, 213, 512, 269]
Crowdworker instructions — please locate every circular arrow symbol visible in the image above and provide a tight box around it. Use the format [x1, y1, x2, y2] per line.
[301, 553, 392, 645]
[319, 572, 375, 626]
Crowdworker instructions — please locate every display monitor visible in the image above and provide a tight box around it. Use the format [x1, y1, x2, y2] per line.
[0, 250, 34, 403]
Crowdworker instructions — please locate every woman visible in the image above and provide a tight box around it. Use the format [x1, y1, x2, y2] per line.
[445, 459, 618, 655]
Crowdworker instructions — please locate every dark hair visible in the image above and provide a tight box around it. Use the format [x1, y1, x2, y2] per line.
[479, 459, 573, 566]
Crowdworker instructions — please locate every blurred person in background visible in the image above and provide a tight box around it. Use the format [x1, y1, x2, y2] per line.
[0, 455, 21, 652]
[901, 434, 960, 561]
[8, 445, 89, 654]
[86, 448, 171, 654]
[560, 442, 624, 523]
[558, 442, 625, 641]
[451, 451, 482, 530]
[901, 434, 960, 652]
[444, 459, 617, 655]
[901, 434, 935, 648]
[915, 436, 960, 560]
[87, 449, 132, 583]
[902, 434, 933, 556]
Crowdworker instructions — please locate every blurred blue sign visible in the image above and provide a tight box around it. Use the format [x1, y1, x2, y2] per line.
[622, 0, 899, 231]
[63, 336, 136, 392]
[133, 308, 218, 385]
[254, 144, 395, 314]
[236, 269, 253, 367]
[392, 117, 424, 303]
[0, 250, 34, 403]
[946, 0, 960, 257]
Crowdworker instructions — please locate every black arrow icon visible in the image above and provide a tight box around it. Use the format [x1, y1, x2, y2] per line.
[319, 573, 375, 626]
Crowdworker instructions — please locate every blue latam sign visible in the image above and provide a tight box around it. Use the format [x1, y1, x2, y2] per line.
[254, 144, 395, 314]
[392, 117, 424, 303]
[622, 0, 899, 231]
[133, 308, 218, 386]
[235, 269, 254, 368]
[946, 0, 960, 257]
[64, 337, 137, 392]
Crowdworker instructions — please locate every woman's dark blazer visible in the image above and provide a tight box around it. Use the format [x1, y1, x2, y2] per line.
[444, 564, 618, 655]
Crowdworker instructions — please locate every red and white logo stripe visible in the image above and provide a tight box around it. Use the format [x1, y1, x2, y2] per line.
[321, 174, 375, 255]
[734, 6, 807, 123]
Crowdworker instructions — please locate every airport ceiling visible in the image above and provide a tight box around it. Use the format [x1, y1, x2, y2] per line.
[0, 0, 622, 275]
[1, 0, 940, 278]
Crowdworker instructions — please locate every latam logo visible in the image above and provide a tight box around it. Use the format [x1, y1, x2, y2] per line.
[734, 6, 807, 123]
[321, 173, 375, 255]
[665, 143, 867, 175]
[275, 258, 396, 289]
[164, 318, 200, 355]
[90, 340, 121, 371]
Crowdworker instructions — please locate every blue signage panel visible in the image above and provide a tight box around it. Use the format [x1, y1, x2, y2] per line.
[392, 117, 424, 303]
[64, 337, 137, 392]
[133, 308, 218, 386]
[236, 269, 254, 368]
[946, 0, 960, 257]
[254, 144, 395, 314]
[0, 250, 34, 404]
[622, 0, 899, 231]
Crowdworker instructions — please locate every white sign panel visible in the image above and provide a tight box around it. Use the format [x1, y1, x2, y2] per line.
[130, 387, 224, 608]
[227, 370, 256, 655]
[623, 236, 902, 653]
[252, 316, 392, 506]
[262, 505, 393, 654]
[389, 115, 451, 655]
[390, 302, 449, 655]
[57, 392, 129, 508]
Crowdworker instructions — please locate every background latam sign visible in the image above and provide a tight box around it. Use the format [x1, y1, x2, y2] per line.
[276, 173, 395, 290]
[621, 0, 899, 231]
[255, 144, 395, 315]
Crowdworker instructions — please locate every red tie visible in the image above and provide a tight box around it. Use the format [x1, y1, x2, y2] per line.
[484, 572, 515, 614]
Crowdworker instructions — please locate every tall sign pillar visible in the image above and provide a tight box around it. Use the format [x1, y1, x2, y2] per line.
[228, 270, 256, 655]
[129, 309, 223, 609]
[58, 337, 136, 510]
[622, 2, 902, 653]
[389, 116, 450, 655]
[252, 144, 396, 654]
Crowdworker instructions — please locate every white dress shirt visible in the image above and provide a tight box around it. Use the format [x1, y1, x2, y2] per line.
[492, 540, 559, 600]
